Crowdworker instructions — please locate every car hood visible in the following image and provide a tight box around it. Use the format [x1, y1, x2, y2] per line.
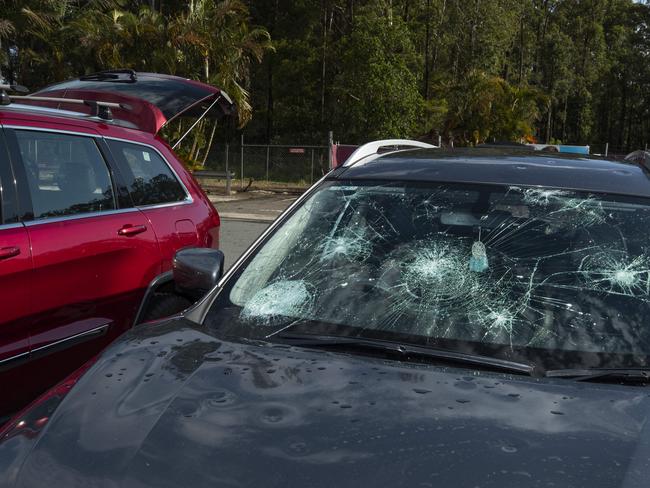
[3, 319, 650, 488]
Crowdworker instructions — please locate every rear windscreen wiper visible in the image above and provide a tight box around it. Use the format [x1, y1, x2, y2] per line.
[274, 332, 534, 376]
[546, 368, 650, 385]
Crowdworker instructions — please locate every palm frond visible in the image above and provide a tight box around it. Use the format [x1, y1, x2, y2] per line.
[0, 19, 16, 39]
[21, 7, 57, 34]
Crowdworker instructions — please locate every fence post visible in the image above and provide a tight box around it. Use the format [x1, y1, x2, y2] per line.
[310, 149, 315, 184]
[438, 135, 442, 147]
[225, 143, 231, 196]
[240, 134, 244, 190]
[328, 131, 333, 169]
[266, 145, 270, 182]
[645, 142, 648, 151]
[605, 142, 609, 157]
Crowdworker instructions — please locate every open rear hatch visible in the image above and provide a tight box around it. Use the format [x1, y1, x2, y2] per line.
[23, 70, 235, 135]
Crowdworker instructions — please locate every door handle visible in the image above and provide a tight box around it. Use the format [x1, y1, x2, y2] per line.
[117, 224, 147, 237]
[0, 247, 20, 260]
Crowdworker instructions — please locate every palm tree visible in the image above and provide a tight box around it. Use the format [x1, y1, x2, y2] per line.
[169, 0, 273, 125]
[1, 0, 272, 167]
[0, 0, 123, 87]
[0, 19, 16, 74]
[166, 0, 273, 163]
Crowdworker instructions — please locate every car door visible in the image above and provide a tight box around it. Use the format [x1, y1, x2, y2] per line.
[4, 126, 161, 359]
[106, 139, 200, 271]
[0, 129, 32, 369]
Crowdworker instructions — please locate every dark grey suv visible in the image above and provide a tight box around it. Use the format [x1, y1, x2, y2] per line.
[2, 141, 650, 488]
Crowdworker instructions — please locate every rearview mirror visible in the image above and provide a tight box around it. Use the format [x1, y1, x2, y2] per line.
[173, 248, 225, 300]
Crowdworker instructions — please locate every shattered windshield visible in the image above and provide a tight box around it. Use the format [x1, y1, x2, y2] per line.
[207, 180, 650, 371]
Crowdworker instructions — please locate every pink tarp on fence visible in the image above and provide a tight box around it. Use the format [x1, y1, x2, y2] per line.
[330, 144, 358, 168]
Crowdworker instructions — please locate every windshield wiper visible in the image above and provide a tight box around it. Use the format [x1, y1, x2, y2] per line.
[546, 368, 650, 385]
[274, 332, 534, 376]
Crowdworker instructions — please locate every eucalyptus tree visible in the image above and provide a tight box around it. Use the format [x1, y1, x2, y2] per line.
[328, 5, 423, 141]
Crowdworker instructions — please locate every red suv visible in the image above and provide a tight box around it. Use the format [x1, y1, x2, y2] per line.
[0, 71, 231, 415]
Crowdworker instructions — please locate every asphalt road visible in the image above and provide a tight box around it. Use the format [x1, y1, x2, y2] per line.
[220, 220, 270, 270]
[212, 191, 297, 270]
[210, 192, 297, 222]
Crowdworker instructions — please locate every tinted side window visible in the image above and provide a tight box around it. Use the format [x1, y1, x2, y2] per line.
[107, 141, 186, 206]
[15, 130, 115, 220]
[0, 132, 18, 224]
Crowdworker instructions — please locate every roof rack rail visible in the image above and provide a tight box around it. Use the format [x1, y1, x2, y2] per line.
[6, 94, 127, 121]
[79, 69, 137, 83]
[0, 83, 29, 105]
[342, 139, 437, 167]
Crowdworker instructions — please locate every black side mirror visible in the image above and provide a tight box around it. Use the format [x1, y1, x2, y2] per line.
[173, 248, 225, 300]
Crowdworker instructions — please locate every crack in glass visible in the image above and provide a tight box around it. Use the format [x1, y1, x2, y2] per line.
[230, 182, 650, 356]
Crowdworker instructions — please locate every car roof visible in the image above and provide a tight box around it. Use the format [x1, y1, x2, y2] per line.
[0, 102, 168, 150]
[0, 102, 129, 127]
[336, 148, 650, 198]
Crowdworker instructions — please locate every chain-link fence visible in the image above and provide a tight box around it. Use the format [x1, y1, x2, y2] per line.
[201, 140, 648, 192]
[589, 142, 644, 161]
[203, 142, 329, 189]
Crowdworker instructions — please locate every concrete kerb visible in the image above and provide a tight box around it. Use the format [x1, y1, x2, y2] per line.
[218, 212, 277, 223]
[206, 189, 303, 203]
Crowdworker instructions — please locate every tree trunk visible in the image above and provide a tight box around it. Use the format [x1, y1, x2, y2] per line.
[266, 57, 273, 143]
[430, 0, 447, 78]
[266, 0, 277, 143]
[423, 0, 431, 99]
[469, 3, 477, 63]
[189, 119, 203, 162]
[618, 72, 628, 150]
[202, 120, 218, 167]
[535, 0, 551, 77]
[518, 6, 524, 85]
[625, 101, 633, 152]
[561, 93, 568, 142]
[546, 102, 552, 143]
[320, 5, 329, 123]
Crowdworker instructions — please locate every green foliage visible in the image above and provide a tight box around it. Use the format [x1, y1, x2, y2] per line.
[3, 0, 650, 151]
[0, 0, 272, 126]
[245, 0, 650, 150]
[329, 8, 423, 140]
[441, 71, 547, 144]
